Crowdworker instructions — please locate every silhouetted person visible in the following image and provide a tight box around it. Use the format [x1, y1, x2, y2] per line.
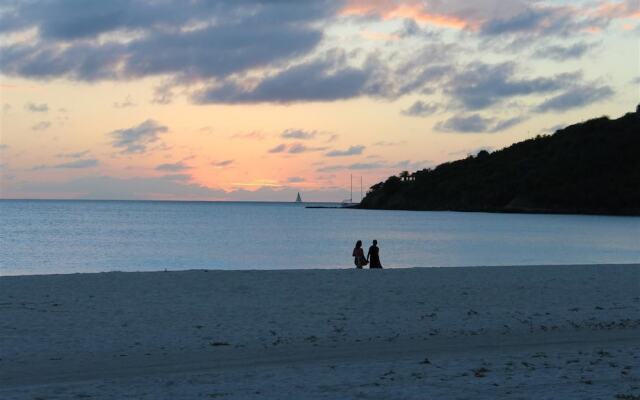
[353, 240, 367, 269]
[367, 240, 383, 269]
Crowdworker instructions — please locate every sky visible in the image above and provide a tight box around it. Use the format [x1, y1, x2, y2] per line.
[0, 0, 638, 201]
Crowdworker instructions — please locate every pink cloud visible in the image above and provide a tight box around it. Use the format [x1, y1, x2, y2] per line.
[594, 0, 640, 19]
[341, 0, 478, 30]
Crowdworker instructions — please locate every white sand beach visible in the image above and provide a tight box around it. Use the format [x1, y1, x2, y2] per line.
[1, 264, 639, 399]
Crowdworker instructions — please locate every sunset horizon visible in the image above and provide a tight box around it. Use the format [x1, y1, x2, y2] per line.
[2, 0, 638, 201]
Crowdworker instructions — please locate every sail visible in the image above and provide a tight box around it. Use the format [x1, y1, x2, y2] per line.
[295, 192, 302, 202]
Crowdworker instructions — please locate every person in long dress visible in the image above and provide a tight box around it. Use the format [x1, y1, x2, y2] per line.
[367, 240, 383, 269]
[353, 240, 367, 269]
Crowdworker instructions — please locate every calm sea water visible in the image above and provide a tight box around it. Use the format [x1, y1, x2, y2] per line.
[1, 199, 639, 276]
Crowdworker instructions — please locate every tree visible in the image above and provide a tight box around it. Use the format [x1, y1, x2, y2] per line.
[360, 105, 640, 215]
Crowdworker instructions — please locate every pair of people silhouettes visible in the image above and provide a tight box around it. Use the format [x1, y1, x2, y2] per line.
[353, 240, 382, 269]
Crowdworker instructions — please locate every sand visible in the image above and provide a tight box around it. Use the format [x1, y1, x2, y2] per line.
[1, 264, 639, 399]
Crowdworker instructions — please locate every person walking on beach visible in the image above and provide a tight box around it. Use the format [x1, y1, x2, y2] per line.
[367, 240, 383, 269]
[353, 240, 367, 269]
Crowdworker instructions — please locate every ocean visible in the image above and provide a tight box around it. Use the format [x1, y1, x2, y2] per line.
[1, 199, 639, 275]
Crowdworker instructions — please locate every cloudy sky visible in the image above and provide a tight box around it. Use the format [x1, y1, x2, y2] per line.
[1, 0, 638, 201]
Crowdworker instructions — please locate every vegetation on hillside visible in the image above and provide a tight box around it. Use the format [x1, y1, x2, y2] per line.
[360, 106, 640, 215]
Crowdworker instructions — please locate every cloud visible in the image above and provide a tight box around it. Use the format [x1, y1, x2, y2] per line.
[155, 161, 190, 172]
[53, 158, 99, 169]
[110, 119, 168, 153]
[341, 0, 486, 30]
[374, 141, 405, 147]
[448, 146, 495, 157]
[268, 144, 287, 154]
[318, 162, 386, 172]
[281, 129, 316, 140]
[0, 0, 628, 113]
[288, 143, 327, 154]
[9, 174, 226, 200]
[0, 2, 334, 83]
[31, 121, 51, 131]
[435, 114, 525, 133]
[268, 143, 327, 154]
[194, 55, 373, 104]
[25, 102, 48, 112]
[33, 158, 100, 170]
[326, 145, 366, 157]
[402, 101, 439, 117]
[287, 176, 306, 183]
[211, 160, 234, 167]
[445, 62, 579, 110]
[341, 0, 620, 39]
[316, 158, 429, 172]
[533, 42, 595, 61]
[231, 131, 264, 140]
[161, 174, 191, 181]
[113, 95, 135, 108]
[225, 186, 350, 202]
[57, 150, 90, 158]
[391, 159, 432, 170]
[535, 84, 615, 113]
[480, 7, 574, 36]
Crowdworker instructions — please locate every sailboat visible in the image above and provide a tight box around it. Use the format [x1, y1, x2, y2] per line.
[341, 174, 362, 207]
[295, 192, 302, 203]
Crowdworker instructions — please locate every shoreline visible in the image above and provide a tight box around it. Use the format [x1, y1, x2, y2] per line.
[4, 198, 640, 217]
[3, 262, 640, 278]
[2, 264, 639, 399]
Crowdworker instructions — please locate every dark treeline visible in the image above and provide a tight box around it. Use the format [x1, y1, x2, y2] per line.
[360, 105, 640, 216]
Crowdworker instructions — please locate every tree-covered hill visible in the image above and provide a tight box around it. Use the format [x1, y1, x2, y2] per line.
[360, 106, 640, 215]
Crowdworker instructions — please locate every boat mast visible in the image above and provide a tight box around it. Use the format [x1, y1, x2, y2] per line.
[350, 174, 353, 203]
[360, 176, 363, 202]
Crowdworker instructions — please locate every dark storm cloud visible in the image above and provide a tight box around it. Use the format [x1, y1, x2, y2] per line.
[0, 1, 335, 82]
[435, 114, 525, 133]
[326, 145, 365, 157]
[445, 62, 579, 111]
[110, 119, 168, 154]
[535, 85, 614, 113]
